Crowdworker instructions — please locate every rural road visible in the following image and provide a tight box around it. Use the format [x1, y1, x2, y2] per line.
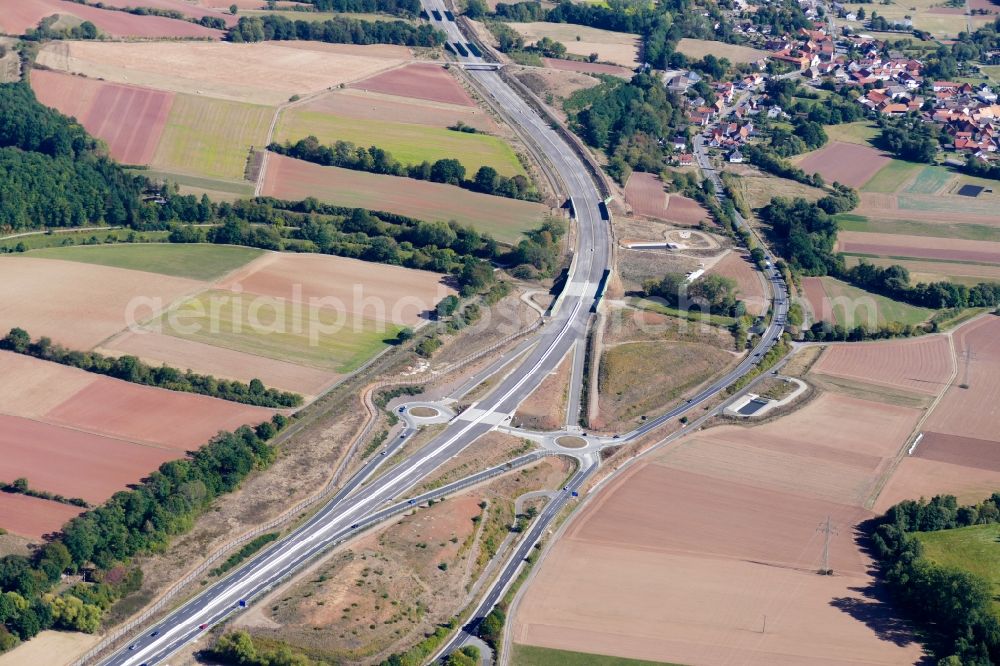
[99, 10, 788, 665]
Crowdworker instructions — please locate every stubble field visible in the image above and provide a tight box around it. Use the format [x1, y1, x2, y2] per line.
[507, 22, 641, 68]
[302, 88, 499, 132]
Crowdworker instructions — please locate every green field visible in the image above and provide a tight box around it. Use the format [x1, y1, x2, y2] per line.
[823, 121, 879, 146]
[135, 169, 256, 197]
[861, 159, 922, 193]
[898, 193, 1000, 216]
[153, 94, 274, 181]
[904, 165, 955, 195]
[511, 645, 682, 666]
[0, 229, 168, 252]
[275, 110, 526, 177]
[29, 243, 263, 281]
[819, 277, 933, 327]
[159, 289, 400, 372]
[836, 214, 1000, 243]
[915, 524, 1000, 617]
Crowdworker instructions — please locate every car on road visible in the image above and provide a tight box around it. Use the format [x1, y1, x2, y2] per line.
[380, 450, 387, 456]
[128, 644, 137, 650]
[150, 631, 159, 637]
[398, 406, 405, 413]
[199, 624, 207, 630]
[350, 524, 359, 529]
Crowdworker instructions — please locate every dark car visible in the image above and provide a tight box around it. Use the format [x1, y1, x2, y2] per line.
[150, 631, 159, 637]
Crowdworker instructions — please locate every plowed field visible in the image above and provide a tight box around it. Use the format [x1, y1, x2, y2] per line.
[31, 69, 174, 165]
[796, 142, 890, 189]
[0, 0, 223, 38]
[0, 494, 83, 541]
[710, 251, 767, 316]
[349, 62, 473, 106]
[811, 335, 954, 396]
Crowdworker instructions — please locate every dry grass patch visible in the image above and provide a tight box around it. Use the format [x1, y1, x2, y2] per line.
[514, 348, 573, 430]
[508, 22, 641, 68]
[675, 38, 766, 63]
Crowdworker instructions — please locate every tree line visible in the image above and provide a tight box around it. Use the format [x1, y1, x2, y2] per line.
[302, 0, 421, 16]
[0, 417, 288, 651]
[868, 494, 1000, 664]
[0, 327, 302, 408]
[227, 14, 444, 46]
[269, 136, 541, 201]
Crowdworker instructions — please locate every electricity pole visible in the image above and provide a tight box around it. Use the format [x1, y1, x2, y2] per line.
[817, 515, 838, 575]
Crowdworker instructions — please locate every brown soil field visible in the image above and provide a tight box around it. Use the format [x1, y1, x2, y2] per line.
[94, 0, 238, 25]
[101, 331, 339, 398]
[914, 432, 1000, 472]
[875, 456, 1000, 512]
[660, 392, 921, 505]
[44, 377, 273, 452]
[31, 70, 174, 165]
[922, 316, 1000, 443]
[542, 57, 632, 78]
[796, 142, 890, 189]
[0, 350, 97, 418]
[216, 251, 455, 327]
[624, 171, 666, 219]
[301, 88, 498, 132]
[514, 348, 572, 430]
[801, 276, 828, 323]
[838, 230, 1000, 264]
[262, 154, 546, 244]
[0, 256, 204, 349]
[513, 463, 923, 666]
[508, 22, 641, 68]
[811, 335, 955, 397]
[0, 0, 224, 37]
[0, 494, 84, 541]
[36, 41, 410, 106]
[349, 62, 473, 106]
[0, 414, 179, 505]
[709, 250, 767, 316]
[666, 194, 710, 226]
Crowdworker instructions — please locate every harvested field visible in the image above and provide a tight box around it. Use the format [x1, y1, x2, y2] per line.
[36, 41, 409, 106]
[542, 57, 632, 78]
[349, 62, 473, 106]
[275, 109, 524, 176]
[44, 376, 274, 451]
[875, 456, 1000, 512]
[507, 22, 641, 68]
[31, 70, 174, 165]
[811, 335, 954, 397]
[838, 230, 1000, 265]
[152, 93, 272, 181]
[845, 255, 1000, 287]
[262, 154, 545, 244]
[100, 332, 338, 397]
[513, 461, 923, 666]
[795, 142, 890, 189]
[93, 0, 237, 25]
[709, 251, 767, 316]
[514, 67, 600, 105]
[0, 0, 223, 38]
[0, 415, 178, 505]
[922, 315, 1000, 443]
[0, 256, 203, 349]
[29, 243, 262, 281]
[0, 630, 100, 666]
[300, 88, 498, 132]
[0, 351, 97, 419]
[216, 251, 453, 327]
[0, 494, 83, 541]
[157, 289, 400, 373]
[675, 38, 766, 63]
[724, 164, 826, 209]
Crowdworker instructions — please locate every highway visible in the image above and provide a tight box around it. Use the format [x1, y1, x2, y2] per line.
[100, 10, 788, 665]
[101, 10, 610, 666]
